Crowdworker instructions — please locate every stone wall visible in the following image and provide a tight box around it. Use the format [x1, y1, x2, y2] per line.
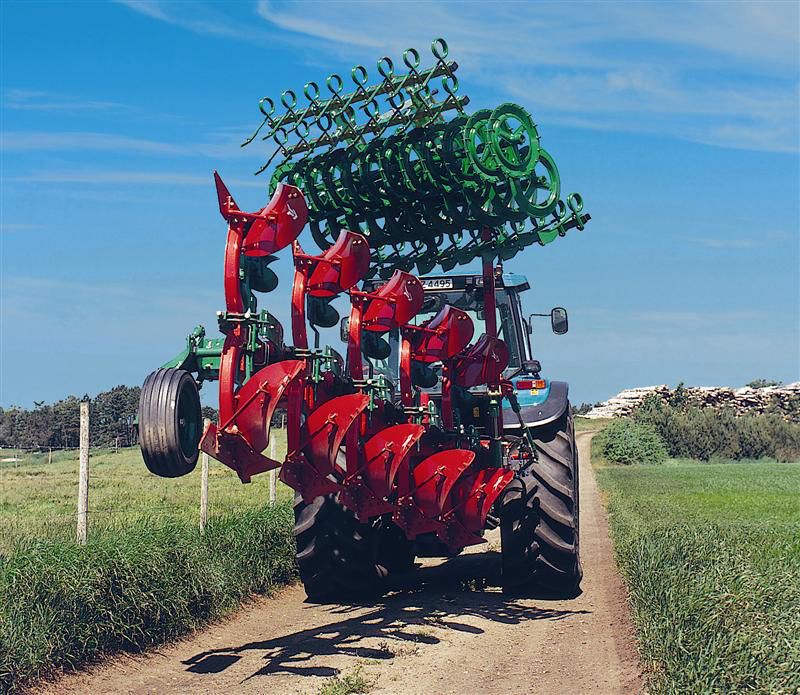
[584, 382, 800, 422]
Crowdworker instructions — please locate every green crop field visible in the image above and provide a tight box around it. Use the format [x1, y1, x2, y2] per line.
[596, 457, 800, 694]
[0, 436, 291, 551]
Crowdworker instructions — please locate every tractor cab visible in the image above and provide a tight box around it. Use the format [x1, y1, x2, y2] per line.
[356, 271, 569, 431]
[359, 272, 529, 381]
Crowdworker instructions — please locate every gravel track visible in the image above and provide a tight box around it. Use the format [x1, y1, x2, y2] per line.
[36, 432, 643, 695]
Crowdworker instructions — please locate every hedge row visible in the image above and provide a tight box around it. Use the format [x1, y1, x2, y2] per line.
[634, 399, 800, 462]
[0, 502, 296, 693]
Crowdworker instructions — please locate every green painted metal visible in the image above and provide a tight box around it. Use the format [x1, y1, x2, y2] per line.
[161, 326, 224, 384]
[243, 38, 590, 279]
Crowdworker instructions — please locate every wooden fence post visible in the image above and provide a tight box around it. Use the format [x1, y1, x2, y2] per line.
[48, 447, 52, 465]
[200, 418, 209, 533]
[269, 437, 277, 506]
[77, 400, 89, 545]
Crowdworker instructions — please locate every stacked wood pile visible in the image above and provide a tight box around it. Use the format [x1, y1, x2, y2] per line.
[585, 382, 800, 422]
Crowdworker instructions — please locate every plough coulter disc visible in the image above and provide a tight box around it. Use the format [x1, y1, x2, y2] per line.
[139, 368, 202, 478]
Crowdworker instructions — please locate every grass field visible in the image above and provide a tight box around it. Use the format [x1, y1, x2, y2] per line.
[595, 457, 800, 694]
[0, 436, 291, 551]
[574, 415, 613, 432]
[0, 436, 297, 692]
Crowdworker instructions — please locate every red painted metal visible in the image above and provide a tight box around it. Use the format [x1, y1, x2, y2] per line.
[202, 359, 305, 483]
[306, 230, 370, 297]
[393, 449, 474, 538]
[411, 305, 474, 362]
[340, 423, 425, 522]
[282, 393, 369, 503]
[199, 422, 279, 483]
[305, 393, 369, 476]
[225, 359, 305, 452]
[242, 183, 308, 257]
[399, 333, 413, 407]
[439, 467, 514, 551]
[218, 332, 243, 425]
[453, 334, 510, 387]
[361, 270, 424, 332]
[347, 297, 364, 381]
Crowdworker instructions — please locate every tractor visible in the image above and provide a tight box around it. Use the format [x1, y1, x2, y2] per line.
[137, 39, 588, 599]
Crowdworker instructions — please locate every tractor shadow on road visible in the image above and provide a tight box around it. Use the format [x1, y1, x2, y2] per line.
[182, 550, 590, 683]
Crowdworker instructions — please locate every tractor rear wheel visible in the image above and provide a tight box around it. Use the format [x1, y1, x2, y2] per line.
[500, 407, 581, 596]
[294, 492, 382, 601]
[138, 368, 202, 478]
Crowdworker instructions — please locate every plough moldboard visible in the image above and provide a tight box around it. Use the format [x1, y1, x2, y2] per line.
[138, 38, 589, 598]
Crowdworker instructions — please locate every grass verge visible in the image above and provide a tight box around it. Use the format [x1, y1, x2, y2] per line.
[0, 502, 296, 694]
[595, 459, 800, 694]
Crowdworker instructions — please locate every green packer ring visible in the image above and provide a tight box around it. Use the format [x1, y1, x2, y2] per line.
[463, 109, 503, 182]
[511, 148, 561, 218]
[488, 103, 540, 177]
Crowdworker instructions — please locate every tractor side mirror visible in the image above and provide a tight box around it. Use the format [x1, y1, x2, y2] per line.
[340, 317, 349, 342]
[551, 307, 568, 335]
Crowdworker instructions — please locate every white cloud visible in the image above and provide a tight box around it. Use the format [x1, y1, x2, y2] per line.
[3, 170, 264, 187]
[114, 0, 266, 40]
[3, 89, 128, 112]
[0, 130, 258, 159]
[1, 132, 188, 155]
[252, 0, 800, 153]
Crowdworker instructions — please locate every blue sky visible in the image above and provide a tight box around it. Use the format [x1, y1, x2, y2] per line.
[1, 0, 798, 408]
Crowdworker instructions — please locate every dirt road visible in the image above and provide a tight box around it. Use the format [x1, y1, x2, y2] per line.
[38, 432, 642, 695]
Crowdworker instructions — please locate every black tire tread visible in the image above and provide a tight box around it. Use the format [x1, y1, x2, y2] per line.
[529, 408, 582, 593]
[138, 368, 200, 478]
[294, 492, 381, 601]
[500, 406, 582, 596]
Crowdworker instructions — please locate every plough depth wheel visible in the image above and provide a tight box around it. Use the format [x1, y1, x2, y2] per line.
[139, 368, 202, 478]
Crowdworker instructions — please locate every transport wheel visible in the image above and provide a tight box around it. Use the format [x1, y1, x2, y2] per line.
[294, 491, 383, 602]
[500, 406, 581, 596]
[138, 368, 202, 478]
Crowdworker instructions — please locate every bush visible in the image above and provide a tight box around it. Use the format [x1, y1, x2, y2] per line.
[633, 399, 800, 462]
[0, 502, 296, 693]
[597, 419, 668, 465]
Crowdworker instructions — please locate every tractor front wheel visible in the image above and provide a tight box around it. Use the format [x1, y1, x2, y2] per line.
[138, 368, 202, 478]
[500, 407, 581, 596]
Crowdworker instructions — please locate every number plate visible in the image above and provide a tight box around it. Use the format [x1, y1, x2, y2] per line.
[529, 389, 539, 395]
[420, 278, 454, 290]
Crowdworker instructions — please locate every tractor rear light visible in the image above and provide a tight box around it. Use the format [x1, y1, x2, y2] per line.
[515, 379, 546, 390]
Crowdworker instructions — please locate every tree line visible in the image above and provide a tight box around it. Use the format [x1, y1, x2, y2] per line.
[0, 386, 218, 450]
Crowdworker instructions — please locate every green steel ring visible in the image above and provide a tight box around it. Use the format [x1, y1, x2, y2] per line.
[511, 148, 561, 218]
[309, 219, 333, 250]
[321, 149, 354, 214]
[268, 159, 295, 194]
[303, 156, 336, 217]
[441, 116, 481, 185]
[486, 179, 529, 224]
[421, 123, 451, 186]
[397, 129, 432, 197]
[463, 109, 503, 182]
[488, 103, 540, 176]
[378, 134, 409, 201]
[356, 139, 389, 208]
